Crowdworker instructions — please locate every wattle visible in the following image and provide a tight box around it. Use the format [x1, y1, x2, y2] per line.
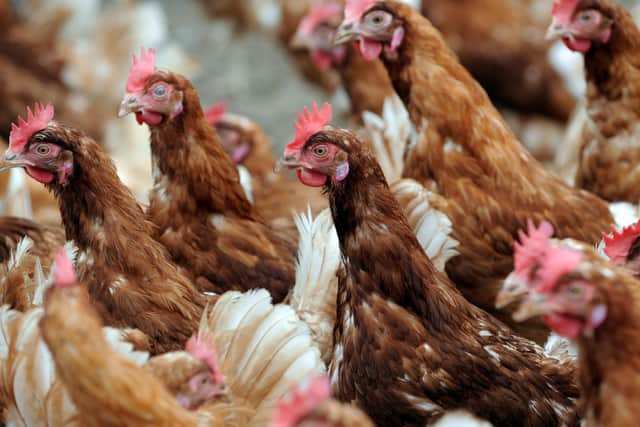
[311, 50, 334, 71]
[25, 166, 54, 184]
[296, 168, 327, 187]
[563, 37, 592, 53]
[359, 38, 383, 61]
[136, 110, 164, 126]
[543, 313, 583, 339]
[231, 144, 250, 164]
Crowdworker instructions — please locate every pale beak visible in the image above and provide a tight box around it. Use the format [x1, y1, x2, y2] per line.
[118, 93, 143, 118]
[0, 150, 30, 172]
[512, 293, 550, 322]
[495, 272, 529, 309]
[546, 19, 568, 41]
[334, 21, 360, 45]
[290, 30, 313, 50]
[275, 150, 303, 173]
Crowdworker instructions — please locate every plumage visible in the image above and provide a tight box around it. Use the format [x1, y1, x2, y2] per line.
[283, 122, 580, 426]
[120, 61, 298, 302]
[510, 231, 640, 427]
[554, 0, 640, 204]
[335, 0, 614, 343]
[1, 108, 206, 354]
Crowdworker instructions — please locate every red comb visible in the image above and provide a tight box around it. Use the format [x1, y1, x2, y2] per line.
[551, 0, 580, 25]
[513, 220, 555, 278]
[299, 3, 343, 33]
[536, 244, 582, 293]
[9, 103, 54, 154]
[54, 249, 76, 289]
[345, 0, 377, 23]
[285, 102, 332, 153]
[602, 220, 640, 266]
[272, 375, 331, 427]
[186, 334, 223, 385]
[204, 101, 228, 126]
[126, 47, 156, 93]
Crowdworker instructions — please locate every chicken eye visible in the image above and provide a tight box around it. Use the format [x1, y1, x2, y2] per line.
[36, 144, 51, 156]
[366, 11, 391, 26]
[568, 284, 583, 297]
[313, 145, 329, 158]
[153, 85, 167, 97]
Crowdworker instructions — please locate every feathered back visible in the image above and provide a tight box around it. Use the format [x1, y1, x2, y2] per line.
[199, 290, 325, 427]
[361, 95, 413, 184]
[390, 179, 459, 272]
[290, 208, 340, 362]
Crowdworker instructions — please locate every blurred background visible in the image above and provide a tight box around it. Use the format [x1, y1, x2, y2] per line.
[2, 0, 640, 220]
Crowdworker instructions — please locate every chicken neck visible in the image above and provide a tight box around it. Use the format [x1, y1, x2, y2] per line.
[575, 277, 640, 425]
[147, 84, 257, 226]
[326, 149, 461, 322]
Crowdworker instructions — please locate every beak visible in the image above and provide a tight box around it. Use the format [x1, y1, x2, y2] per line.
[0, 150, 30, 172]
[495, 272, 528, 309]
[275, 150, 303, 173]
[290, 30, 313, 50]
[334, 21, 360, 45]
[546, 19, 569, 41]
[512, 293, 550, 322]
[118, 92, 143, 118]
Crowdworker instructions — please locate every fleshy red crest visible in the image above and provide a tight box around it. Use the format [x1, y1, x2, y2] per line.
[551, 0, 580, 25]
[204, 101, 228, 126]
[54, 249, 76, 289]
[186, 334, 223, 384]
[602, 220, 640, 265]
[285, 102, 332, 154]
[513, 220, 555, 278]
[299, 3, 343, 33]
[272, 375, 331, 427]
[344, 0, 377, 23]
[126, 47, 156, 93]
[9, 103, 55, 154]
[536, 244, 583, 293]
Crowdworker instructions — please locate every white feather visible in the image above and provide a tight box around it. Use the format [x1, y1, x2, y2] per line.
[362, 95, 413, 184]
[237, 165, 254, 203]
[200, 290, 325, 427]
[391, 179, 459, 271]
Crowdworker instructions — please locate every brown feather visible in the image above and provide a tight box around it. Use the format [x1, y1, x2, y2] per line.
[375, 1, 613, 343]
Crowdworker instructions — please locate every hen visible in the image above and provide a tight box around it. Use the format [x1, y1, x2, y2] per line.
[118, 48, 298, 302]
[508, 223, 640, 427]
[334, 0, 614, 343]
[204, 102, 327, 222]
[0, 102, 205, 354]
[280, 102, 579, 427]
[291, 2, 394, 121]
[548, 0, 640, 203]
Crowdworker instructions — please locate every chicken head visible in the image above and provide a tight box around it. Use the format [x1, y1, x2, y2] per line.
[290, 3, 347, 71]
[334, 0, 406, 61]
[280, 102, 350, 188]
[118, 47, 185, 126]
[546, 0, 614, 53]
[512, 235, 609, 340]
[0, 103, 75, 186]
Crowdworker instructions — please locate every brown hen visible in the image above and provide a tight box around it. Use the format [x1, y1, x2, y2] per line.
[334, 0, 613, 343]
[510, 226, 640, 427]
[118, 49, 298, 302]
[1, 103, 205, 354]
[281, 103, 580, 427]
[548, 0, 640, 203]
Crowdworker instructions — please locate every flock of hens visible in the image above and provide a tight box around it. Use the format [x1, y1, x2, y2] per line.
[1, 0, 640, 426]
